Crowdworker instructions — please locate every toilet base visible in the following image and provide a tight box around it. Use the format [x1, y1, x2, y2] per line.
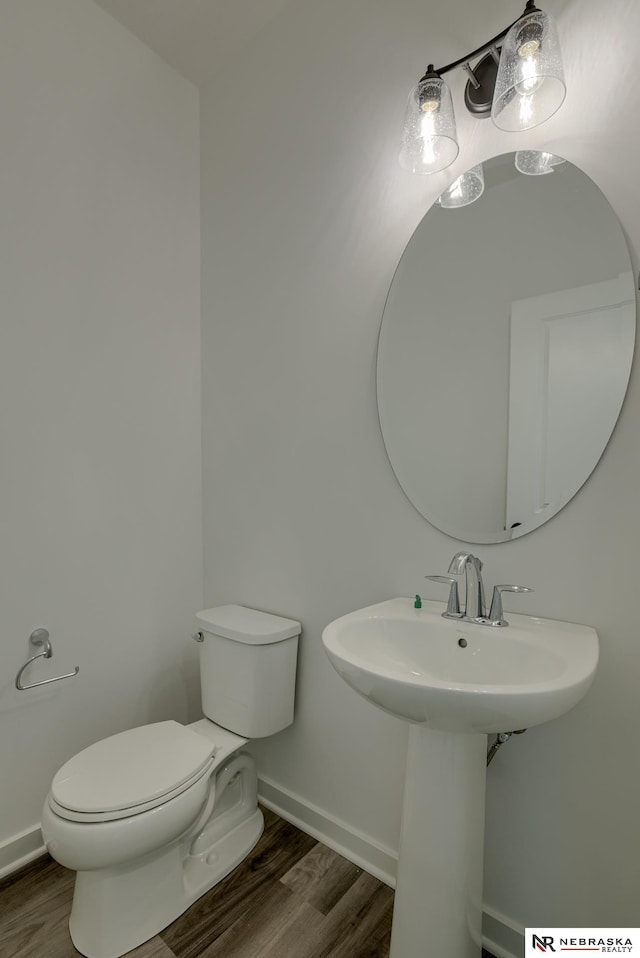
[69, 808, 264, 958]
[67, 752, 264, 958]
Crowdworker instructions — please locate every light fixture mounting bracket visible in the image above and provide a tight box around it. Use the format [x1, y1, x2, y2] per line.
[463, 51, 501, 117]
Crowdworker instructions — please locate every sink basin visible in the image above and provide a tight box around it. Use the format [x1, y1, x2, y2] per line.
[322, 597, 598, 732]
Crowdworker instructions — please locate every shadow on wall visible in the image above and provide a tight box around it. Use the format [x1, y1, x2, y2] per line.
[133, 645, 201, 728]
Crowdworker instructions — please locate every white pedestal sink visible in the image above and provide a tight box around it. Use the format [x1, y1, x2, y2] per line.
[322, 597, 598, 958]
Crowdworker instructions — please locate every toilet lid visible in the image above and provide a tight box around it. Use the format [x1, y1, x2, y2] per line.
[51, 721, 215, 814]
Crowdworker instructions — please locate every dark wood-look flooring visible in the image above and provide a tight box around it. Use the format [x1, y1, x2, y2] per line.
[0, 807, 497, 958]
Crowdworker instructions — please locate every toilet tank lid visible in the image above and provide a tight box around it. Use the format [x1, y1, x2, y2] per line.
[195, 605, 301, 644]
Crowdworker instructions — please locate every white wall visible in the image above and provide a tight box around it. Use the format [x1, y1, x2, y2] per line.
[201, 0, 640, 941]
[0, 0, 202, 864]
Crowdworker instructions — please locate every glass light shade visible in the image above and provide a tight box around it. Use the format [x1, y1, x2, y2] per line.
[437, 164, 485, 208]
[491, 9, 566, 132]
[399, 75, 459, 174]
[515, 150, 567, 175]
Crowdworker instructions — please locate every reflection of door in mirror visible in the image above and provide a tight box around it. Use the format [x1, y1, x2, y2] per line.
[506, 274, 634, 536]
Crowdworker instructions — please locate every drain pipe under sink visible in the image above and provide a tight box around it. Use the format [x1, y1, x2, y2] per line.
[486, 729, 527, 766]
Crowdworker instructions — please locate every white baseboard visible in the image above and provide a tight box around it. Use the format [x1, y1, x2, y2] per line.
[482, 905, 525, 958]
[0, 825, 46, 880]
[258, 776, 523, 958]
[258, 775, 398, 887]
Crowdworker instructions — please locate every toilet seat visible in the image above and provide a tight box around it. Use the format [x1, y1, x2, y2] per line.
[50, 721, 217, 823]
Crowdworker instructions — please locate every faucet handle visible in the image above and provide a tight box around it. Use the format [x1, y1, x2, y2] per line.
[488, 584, 533, 626]
[425, 575, 461, 617]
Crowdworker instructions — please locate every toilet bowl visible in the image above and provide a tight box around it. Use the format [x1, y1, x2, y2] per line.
[41, 605, 301, 958]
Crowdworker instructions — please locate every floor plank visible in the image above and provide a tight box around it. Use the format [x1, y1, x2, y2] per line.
[0, 855, 74, 920]
[0, 853, 174, 958]
[200, 885, 324, 958]
[280, 842, 363, 915]
[321, 885, 394, 958]
[301, 872, 395, 958]
[248, 902, 327, 958]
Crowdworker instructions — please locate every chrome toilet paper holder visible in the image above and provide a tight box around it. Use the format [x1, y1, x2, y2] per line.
[15, 628, 79, 690]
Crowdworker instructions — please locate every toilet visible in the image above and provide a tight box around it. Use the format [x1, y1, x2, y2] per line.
[41, 605, 301, 958]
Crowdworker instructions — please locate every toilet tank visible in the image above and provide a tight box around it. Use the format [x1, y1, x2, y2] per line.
[195, 605, 301, 738]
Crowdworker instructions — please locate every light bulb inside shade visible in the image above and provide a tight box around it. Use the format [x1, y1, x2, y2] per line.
[399, 75, 459, 174]
[421, 98, 440, 114]
[514, 55, 545, 96]
[518, 39, 541, 58]
[516, 17, 543, 59]
[491, 8, 566, 132]
[437, 164, 485, 208]
[515, 150, 567, 175]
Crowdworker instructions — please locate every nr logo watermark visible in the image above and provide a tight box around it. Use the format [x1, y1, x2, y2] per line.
[526, 929, 640, 955]
[532, 935, 556, 952]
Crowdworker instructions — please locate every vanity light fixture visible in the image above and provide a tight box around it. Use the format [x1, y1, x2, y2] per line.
[399, 1, 565, 174]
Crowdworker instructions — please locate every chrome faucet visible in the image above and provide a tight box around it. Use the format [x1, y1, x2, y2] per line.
[426, 551, 532, 627]
[447, 552, 486, 620]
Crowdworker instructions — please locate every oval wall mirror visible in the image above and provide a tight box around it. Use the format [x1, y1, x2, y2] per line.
[377, 153, 636, 543]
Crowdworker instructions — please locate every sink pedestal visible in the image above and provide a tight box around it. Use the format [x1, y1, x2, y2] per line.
[390, 726, 487, 958]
